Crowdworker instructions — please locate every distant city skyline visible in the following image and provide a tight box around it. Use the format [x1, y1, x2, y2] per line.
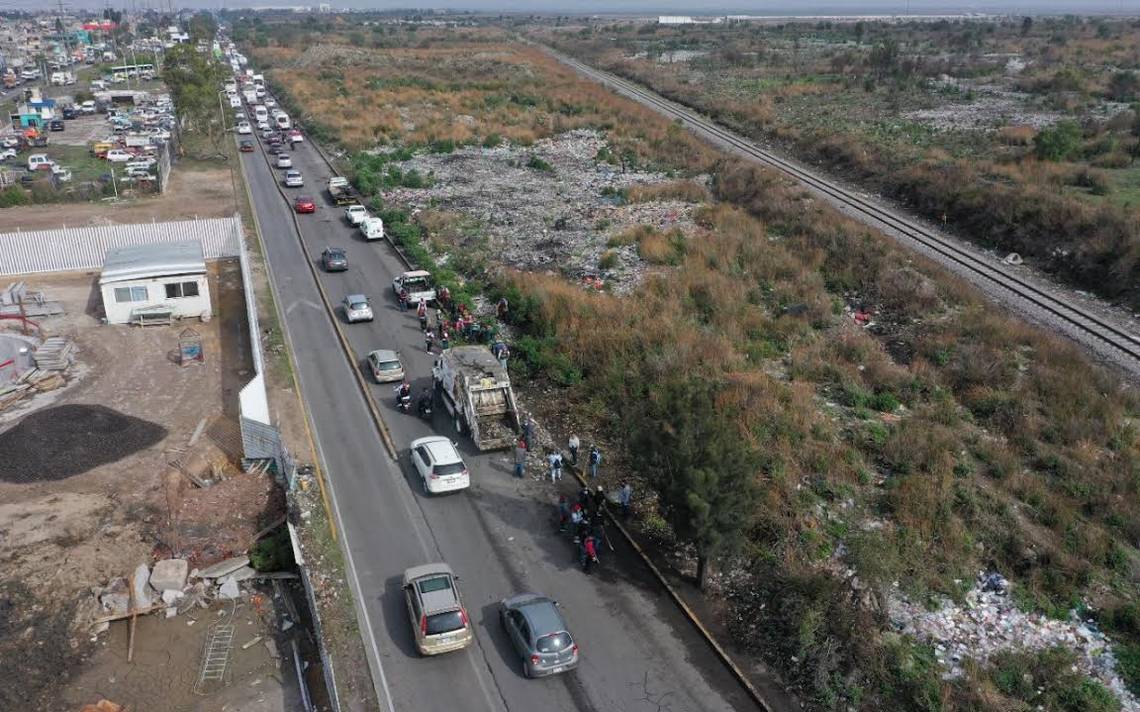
[2, 0, 1137, 15]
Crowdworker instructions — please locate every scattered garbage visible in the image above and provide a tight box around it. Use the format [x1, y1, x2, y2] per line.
[889, 571, 1140, 711]
[1002, 252, 1024, 266]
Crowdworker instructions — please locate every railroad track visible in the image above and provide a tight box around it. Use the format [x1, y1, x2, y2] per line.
[549, 49, 1140, 367]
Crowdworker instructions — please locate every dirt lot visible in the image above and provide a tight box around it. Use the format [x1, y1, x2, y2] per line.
[1, 166, 239, 232]
[0, 262, 293, 710]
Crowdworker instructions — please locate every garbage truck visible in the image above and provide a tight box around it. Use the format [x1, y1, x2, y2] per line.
[432, 345, 520, 451]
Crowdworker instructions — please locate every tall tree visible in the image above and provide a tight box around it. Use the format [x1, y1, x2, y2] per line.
[187, 11, 217, 44]
[633, 375, 759, 590]
[162, 43, 226, 150]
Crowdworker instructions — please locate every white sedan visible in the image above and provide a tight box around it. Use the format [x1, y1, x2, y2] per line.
[283, 169, 303, 187]
[344, 204, 368, 225]
[236, 122, 252, 135]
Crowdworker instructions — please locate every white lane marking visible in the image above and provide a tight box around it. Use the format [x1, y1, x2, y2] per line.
[285, 298, 324, 315]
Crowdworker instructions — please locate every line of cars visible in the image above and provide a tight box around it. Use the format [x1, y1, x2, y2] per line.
[231, 56, 580, 677]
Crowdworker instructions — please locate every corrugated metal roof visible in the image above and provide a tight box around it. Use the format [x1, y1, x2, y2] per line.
[100, 240, 206, 284]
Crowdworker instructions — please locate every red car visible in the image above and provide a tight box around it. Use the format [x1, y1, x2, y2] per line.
[239, 140, 254, 152]
[294, 195, 316, 213]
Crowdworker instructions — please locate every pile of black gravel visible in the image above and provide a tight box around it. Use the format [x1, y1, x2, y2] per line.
[0, 404, 167, 483]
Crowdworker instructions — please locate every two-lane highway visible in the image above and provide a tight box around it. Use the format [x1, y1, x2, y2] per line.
[240, 122, 764, 712]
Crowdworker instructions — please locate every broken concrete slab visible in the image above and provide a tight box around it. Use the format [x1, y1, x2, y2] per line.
[99, 592, 130, 617]
[228, 565, 257, 582]
[197, 556, 250, 580]
[131, 563, 152, 608]
[217, 577, 240, 600]
[149, 558, 188, 593]
[161, 589, 184, 606]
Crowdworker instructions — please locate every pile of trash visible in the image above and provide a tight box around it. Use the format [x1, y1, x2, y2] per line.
[888, 571, 1139, 711]
[381, 128, 703, 293]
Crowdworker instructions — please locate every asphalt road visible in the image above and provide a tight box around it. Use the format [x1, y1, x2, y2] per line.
[239, 128, 762, 712]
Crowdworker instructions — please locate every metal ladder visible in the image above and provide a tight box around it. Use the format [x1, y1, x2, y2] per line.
[194, 622, 235, 694]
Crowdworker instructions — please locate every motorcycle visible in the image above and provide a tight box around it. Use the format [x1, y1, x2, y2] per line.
[417, 395, 433, 420]
[396, 392, 412, 413]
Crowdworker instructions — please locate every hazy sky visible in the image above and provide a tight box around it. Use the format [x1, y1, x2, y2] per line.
[9, 0, 1139, 14]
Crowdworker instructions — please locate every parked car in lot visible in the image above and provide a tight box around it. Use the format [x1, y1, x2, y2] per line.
[125, 166, 152, 178]
[321, 246, 347, 271]
[343, 204, 367, 225]
[1, 137, 19, 149]
[410, 436, 470, 495]
[275, 153, 292, 169]
[62, 107, 78, 120]
[79, 100, 97, 114]
[48, 119, 64, 131]
[26, 153, 53, 171]
[105, 149, 132, 162]
[0, 148, 16, 161]
[294, 195, 316, 213]
[367, 349, 404, 383]
[499, 593, 579, 678]
[52, 165, 72, 183]
[283, 169, 303, 187]
[239, 140, 254, 152]
[402, 563, 473, 656]
[342, 294, 373, 323]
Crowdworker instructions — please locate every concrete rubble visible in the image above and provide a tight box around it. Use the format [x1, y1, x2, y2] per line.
[889, 571, 1140, 712]
[89, 556, 289, 629]
[380, 128, 705, 294]
[149, 558, 188, 593]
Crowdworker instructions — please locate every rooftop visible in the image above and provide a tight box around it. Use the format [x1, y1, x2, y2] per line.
[99, 240, 206, 285]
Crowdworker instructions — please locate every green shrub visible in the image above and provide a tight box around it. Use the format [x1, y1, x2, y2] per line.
[526, 154, 553, 172]
[0, 186, 28, 207]
[482, 132, 502, 148]
[1034, 120, 1083, 161]
[248, 527, 295, 572]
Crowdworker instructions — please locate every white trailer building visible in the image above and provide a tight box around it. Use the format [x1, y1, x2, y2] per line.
[99, 241, 212, 325]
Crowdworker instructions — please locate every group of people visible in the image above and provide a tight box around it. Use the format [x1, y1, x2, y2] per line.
[558, 486, 610, 572]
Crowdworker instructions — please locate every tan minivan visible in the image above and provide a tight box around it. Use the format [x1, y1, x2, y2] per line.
[402, 563, 473, 656]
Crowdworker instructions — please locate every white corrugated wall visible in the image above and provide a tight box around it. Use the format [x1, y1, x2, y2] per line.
[0, 215, 242, 275]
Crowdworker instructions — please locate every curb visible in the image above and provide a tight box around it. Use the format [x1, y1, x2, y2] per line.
[251, 133, 398, 461]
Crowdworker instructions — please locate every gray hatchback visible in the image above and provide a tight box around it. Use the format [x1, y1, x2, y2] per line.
[499, 593, 578, 678]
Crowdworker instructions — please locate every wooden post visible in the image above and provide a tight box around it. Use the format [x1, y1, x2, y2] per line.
[127, 573, 138, 663]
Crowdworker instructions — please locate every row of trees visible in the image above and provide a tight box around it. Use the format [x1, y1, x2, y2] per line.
[162, 15, 227, 156]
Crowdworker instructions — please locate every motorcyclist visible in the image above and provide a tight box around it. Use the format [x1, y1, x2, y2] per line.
[395, 381, 411, 408]
[417, 388, 432, 417]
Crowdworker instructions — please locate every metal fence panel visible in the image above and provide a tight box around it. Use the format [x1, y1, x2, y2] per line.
[0, 215, 242, 276]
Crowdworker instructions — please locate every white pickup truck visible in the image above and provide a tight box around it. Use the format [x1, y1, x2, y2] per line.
[392, 270, 436, 303]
